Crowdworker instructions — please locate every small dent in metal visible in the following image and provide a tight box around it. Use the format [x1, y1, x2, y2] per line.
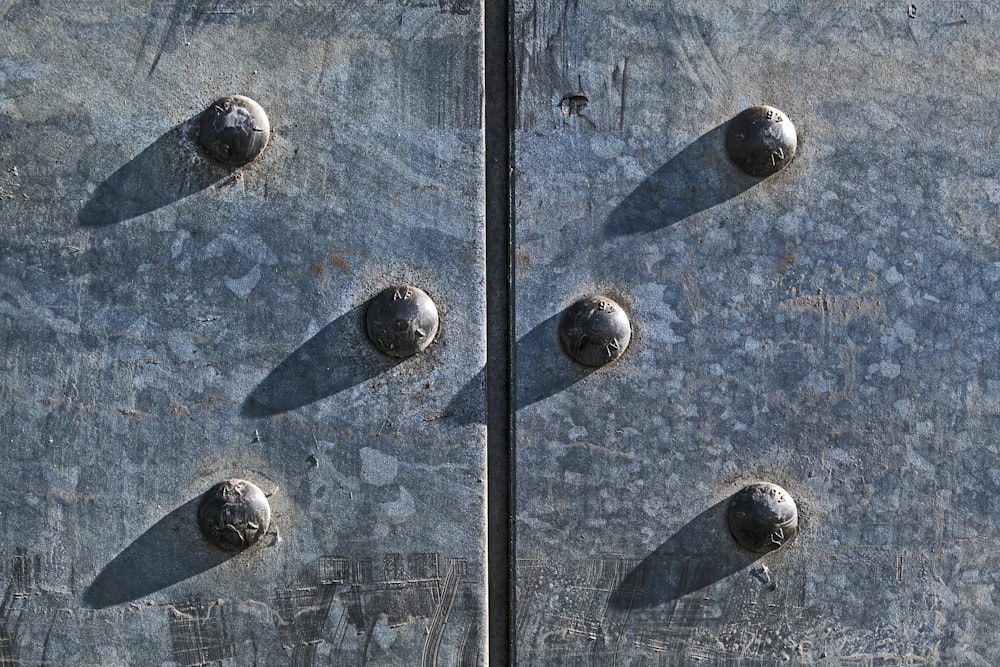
[560, 93, 589, 116]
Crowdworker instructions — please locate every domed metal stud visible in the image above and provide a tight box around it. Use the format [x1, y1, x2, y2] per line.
[558, 295, 631, 367]
[365, 286, 440, 358]
[725, 105, 797, 177]
[199, 95, 271, 166]
[198, 479, 272, 552]
[727, 482, 798, 553]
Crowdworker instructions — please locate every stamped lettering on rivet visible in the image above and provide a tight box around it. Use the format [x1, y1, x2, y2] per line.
[366, 285, 440, 358]
[198, 479, 272, 552]
[198, 95, 270, 166]
[558, 295, 632, 367]
[727, 482, 798, 553]
[725, 105, 797, 177]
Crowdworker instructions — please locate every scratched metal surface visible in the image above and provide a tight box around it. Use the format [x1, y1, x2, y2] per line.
[0, 2, 485, 665]
[512, 1, 1000, 664]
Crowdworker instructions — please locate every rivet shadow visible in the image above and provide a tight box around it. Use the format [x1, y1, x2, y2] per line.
[513, 312, 598, 410]
[83, 497, 233, 608]
[603, 122, 759, 237]
[607, 496, 764, 609]
[78, 116, 225, 227]
[242, 304, 401, 417]
[446, 312, 596, 425]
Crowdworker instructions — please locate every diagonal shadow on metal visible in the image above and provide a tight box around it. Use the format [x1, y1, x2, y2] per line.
[512, 312, 597, 410]
[83, 498, 234, 609]
[446, 311, 597, 425]
[242, 304, 402, 417]
[603, 122, 759, 237]
[607, 497, 764, 609]
[78, 117, 226, 227]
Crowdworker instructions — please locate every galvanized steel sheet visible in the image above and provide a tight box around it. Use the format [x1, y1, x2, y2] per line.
[512, 2, 1000, 664]
[0, 2, 486, 664]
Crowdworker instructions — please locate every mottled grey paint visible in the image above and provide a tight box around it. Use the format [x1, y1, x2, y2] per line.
[513, 1, 1000, 664]
[0, 2, 485, 665]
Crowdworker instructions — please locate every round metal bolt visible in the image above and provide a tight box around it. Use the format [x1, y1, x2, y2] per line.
[199, 95, 270, 166]
[366, 286, 440, 358]
[727, 482, 798, 553]
[198, 479, 272, 552]
[725, 105, 797, 177]
[559, 295, 632, 367]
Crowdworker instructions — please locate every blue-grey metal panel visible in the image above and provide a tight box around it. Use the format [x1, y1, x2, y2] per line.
[513, 2, 999, 664]
[0, 2, 485, 664]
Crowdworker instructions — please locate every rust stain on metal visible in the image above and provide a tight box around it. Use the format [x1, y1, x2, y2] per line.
[329, 253, 349, 276]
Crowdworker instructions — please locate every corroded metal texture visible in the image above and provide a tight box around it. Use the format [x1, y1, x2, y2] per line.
[513, 1, 1000, 664]
[0, 2, 485, 665]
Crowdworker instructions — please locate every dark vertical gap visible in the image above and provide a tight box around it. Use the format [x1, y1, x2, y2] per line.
[484, 0, 513, 664]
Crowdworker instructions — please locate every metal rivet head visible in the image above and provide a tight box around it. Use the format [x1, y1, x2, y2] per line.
[365, 286, 440, 358]
[725, 105, 797, 177]
[727, 482, 798, 553]
[198, 479, 271, 552]
[199, 95, 270, 166]
[559, 295, 632, 367]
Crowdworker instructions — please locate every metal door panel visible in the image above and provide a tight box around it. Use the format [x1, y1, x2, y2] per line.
[512, 2, 999, 664]
[0, 3, 485, 664]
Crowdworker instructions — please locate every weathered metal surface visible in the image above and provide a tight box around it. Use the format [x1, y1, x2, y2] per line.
[6, 1, 1000, 663]
[0, 2, 485, 665]
[513, 1, 1000, 664]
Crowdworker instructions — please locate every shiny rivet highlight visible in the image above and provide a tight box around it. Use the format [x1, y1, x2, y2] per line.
[727, 482, 798, 553]
[199, 95, 270, 166]
[725, 105, 797, 177]
[559, 295, 631, 367]
[198, 479, 272, 552]
[366, 286, 440, 358]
